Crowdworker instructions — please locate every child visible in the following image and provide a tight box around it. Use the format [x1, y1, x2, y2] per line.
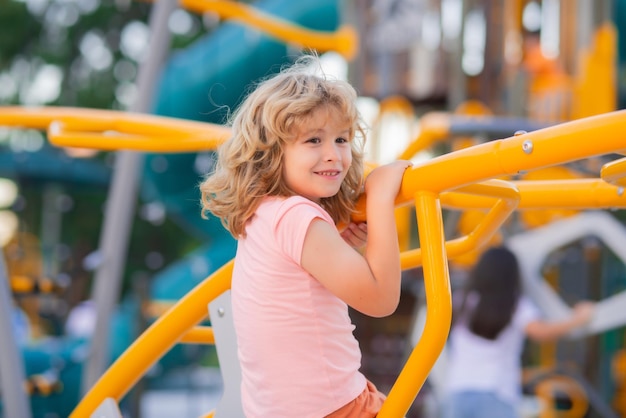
[200, 55, 412, 417]
[441, 246, 595, 418]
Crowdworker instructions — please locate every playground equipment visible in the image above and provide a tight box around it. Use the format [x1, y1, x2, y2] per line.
[399, 99, 626, 418]
[2, 1, 625, 417]
[2, 105, 625, 417]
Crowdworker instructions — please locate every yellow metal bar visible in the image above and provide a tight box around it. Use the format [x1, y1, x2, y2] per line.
[49, 129, 225, 153]
[601, 157, 626, 188]
[512, 178, 626, 208]
[400, 177, 626, 270]
[379, 191, 451, 417]
[70, 260, 233, 418]
[0, 106, 231, 152]
[179, 326, 215, 344]
[400, 179, 519, 269]
[397, 110, 626, 200]
[179, 0, 358, 60]
[440, 179, 626, 209]
[0, 106, 213, 132]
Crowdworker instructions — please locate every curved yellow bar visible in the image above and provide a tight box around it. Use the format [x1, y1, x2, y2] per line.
[601, 157, 626, 188]
[69, 260, 233, 418]
[0, 106, 231, 152]
[379, 191, 451, 417]
[441, 179, 626, 210]
[399, 179, 520, 269]
[180, 0, 359, 60]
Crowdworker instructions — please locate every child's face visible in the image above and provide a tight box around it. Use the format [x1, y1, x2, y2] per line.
[282, 106, 352, 203]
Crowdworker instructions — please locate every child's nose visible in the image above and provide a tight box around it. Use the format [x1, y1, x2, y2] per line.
[324, 143, 340, 161]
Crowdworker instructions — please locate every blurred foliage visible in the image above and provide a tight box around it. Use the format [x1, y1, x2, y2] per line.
[1, 0, 208, 308]
[0, 0, 208, 107]
[0, 1, 42, 65]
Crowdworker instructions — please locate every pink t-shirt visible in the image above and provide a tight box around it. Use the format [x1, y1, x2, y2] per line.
[232, 196, 366, 418]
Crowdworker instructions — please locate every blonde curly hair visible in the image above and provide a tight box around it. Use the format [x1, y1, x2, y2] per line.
[200, 55, 366, 238]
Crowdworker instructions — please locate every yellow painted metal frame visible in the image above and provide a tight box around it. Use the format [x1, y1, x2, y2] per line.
[72, 260, 233, 417]
[180, 0, 359, 60]
[0, 106, 231, 152]
[441, 179, 625, 210]
[398, 180, 520, 269]
[2, 106, 626, 417]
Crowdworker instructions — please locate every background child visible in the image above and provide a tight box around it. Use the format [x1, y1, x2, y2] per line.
[441, 245, 595, 418]
[200, 55, 412, 417]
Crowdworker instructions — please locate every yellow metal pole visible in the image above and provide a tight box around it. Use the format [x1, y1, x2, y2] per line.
[398, 110, 626, 200]
[378, 191, 452, 418]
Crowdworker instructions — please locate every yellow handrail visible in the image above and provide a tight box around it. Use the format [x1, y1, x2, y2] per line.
[69, 261, 233, 418]
[379, 190, 451, 417]
[180, 0, 358, 60]
[396, 110, 626, 200]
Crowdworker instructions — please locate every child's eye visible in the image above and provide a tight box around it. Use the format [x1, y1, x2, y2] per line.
[306, 137, 321, 144]
[336, 137, 349, 144]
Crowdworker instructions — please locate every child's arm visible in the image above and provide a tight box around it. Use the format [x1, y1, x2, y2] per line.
[525, 301, 595, 342]
[301, 160, 412, 317]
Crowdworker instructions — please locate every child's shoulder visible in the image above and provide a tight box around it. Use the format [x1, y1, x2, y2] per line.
[260, 195, 318, 210]
[258, 196, 330, 223]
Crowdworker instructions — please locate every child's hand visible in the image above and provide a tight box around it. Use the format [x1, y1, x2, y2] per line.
[364, 160, 412, 200]
[340, 222, 368, 249]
